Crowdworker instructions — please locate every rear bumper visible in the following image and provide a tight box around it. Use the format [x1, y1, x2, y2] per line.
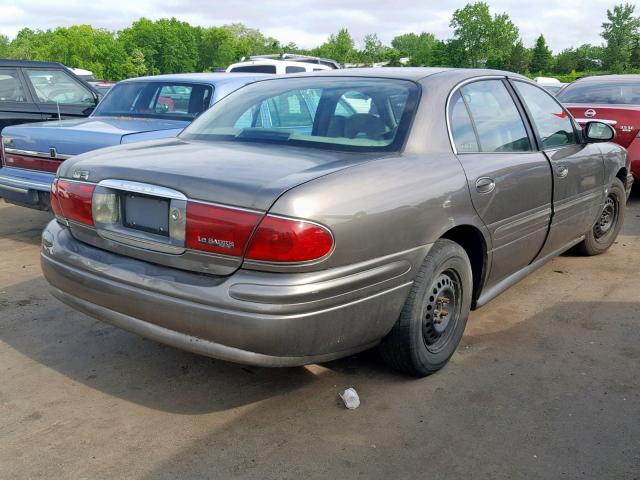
[41, 220, 422, 367]
[0, 167, 54, 209]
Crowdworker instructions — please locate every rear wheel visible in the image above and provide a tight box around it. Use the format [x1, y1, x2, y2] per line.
[575, 178, 626, 256]
[379, 239, 473, 377]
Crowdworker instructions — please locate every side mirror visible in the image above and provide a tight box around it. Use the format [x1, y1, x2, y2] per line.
[584, 121, 615, 143]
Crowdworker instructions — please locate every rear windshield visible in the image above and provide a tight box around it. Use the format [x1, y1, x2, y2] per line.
[557, 80, 640, 105]
[229, 65, 277, 74]
[93, 81, 213, 119]
[181, 77, 419, 152]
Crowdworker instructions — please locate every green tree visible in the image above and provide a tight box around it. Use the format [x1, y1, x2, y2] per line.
[391, 32, 439, 66]
[313, 29, 356, 64]
[631, 39, 640, 68]
[554, 48, 578, 74]
[361, 33, 387, 63]
[0, 35, 9, 57]
[221, 23, 281, 58]
[7, 28, 42, 59]
[530, 34, 553, 72]
[486, 12, 519, 69]
[450, 2, 518, 68]
[574, 44, 604, 71]
[507, 40, 531, 73]
[119, 18, 199, 75]
[450, 2, 493, 67]
[120, 48, 147, 78]
[601, 3, 640, 71]
[197, 27, 237, 70]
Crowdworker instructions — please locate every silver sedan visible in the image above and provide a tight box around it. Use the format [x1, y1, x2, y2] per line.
[41, 68, 632, 376]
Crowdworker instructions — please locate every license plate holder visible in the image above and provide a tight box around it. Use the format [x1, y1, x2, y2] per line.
[122, 193, 170, 237]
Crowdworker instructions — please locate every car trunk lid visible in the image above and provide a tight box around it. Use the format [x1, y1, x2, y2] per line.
[1, 117, 189, 172]
[56, 138, 382, 275]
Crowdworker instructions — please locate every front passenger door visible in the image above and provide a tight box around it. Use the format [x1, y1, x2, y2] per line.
[22, 68, 97, 120]
[449, 79, 553, 287]
[510, 80, 604, 257]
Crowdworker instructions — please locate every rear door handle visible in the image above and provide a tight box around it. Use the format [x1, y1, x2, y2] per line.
[475, 177, 495, 194]
[556, 165, 569, 178]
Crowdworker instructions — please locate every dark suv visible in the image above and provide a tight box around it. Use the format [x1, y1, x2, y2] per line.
[0, 60, 100, 131]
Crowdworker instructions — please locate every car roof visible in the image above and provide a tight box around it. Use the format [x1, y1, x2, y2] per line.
[119, 72, 271, 86]
[0, 59, 66, 68]
[574, 74, 640, 83]
[228, 59, 331, 69]
[258, 67, 529, 82]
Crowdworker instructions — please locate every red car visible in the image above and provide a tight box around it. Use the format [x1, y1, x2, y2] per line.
[558, 75, 640, 181]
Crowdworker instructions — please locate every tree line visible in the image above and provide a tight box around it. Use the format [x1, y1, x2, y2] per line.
[0, 2, 638, 81]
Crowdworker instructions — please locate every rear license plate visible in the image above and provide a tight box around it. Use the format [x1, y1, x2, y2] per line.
[122, 193, 170, 237]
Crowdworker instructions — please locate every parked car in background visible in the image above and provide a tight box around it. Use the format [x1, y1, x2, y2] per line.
[244, 54, 341, 69]
[0, 72, 266, 210]
[0, 59, 99, 132]
[558, 75, 640, 181]
[41, 68, 631, 377]
[534, 76, 566, 95]
[227, 54, 338, 74]
[88, 81, 116, 96]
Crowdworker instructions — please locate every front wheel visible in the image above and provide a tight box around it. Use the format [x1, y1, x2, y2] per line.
[575, 178, 626, 256]
[379, 239, 473, 377]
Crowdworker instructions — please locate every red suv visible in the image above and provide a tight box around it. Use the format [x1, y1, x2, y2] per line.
[558, 75, 640, 181]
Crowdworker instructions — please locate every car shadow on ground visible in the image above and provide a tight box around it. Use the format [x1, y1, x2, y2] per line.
[133, 300, 639, 479]
[0, 201, 51, 246]
[0, 189, 638, 418]
[0, 276, 403, 415]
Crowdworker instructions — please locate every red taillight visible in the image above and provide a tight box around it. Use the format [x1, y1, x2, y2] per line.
[246, 215, 333, 263]
[3, 152, 62, 172]
[184, 203, 334, 263]
[185, 202, 261, 256]
[51, 179, 95, 225]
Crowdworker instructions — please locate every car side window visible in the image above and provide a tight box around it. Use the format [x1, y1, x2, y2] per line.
[512, 80, 576, 149]
[457, 80, 532, 153]
[285, 66, 306, 74]
[0, 69, 27, 102]
[24, 69, 95, 105]
[449, 91, 479, 153]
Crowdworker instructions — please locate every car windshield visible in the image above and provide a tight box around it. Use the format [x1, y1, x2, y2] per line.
[181, 77, 419, 152]
[93, 81, 213, 119]
[557, 80, 640, 105]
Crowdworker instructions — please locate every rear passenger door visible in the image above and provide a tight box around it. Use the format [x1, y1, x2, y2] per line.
[510, 80, 604, 257]
[449, 79, 553, 285]
[0, 68, 43, 131]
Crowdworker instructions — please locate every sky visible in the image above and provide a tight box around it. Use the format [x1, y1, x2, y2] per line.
[0, 0, 624, 53]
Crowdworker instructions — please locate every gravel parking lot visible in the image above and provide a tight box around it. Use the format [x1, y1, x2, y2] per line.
[1, 191, 639, 479]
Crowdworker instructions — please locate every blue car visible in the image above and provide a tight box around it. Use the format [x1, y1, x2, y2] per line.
[0, 72, 267, 210]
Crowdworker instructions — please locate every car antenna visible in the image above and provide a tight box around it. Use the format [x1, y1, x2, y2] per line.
[56, 101, 61, 121]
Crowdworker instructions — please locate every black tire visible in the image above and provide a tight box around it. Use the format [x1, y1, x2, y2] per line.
[379, 239, 473, 377]
[575, 178, 626, 256]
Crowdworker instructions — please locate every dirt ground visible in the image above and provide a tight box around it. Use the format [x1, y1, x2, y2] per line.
[1, 190, 639, 480]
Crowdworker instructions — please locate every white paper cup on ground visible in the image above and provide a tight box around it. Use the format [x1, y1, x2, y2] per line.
[339, 387, 360, 409]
